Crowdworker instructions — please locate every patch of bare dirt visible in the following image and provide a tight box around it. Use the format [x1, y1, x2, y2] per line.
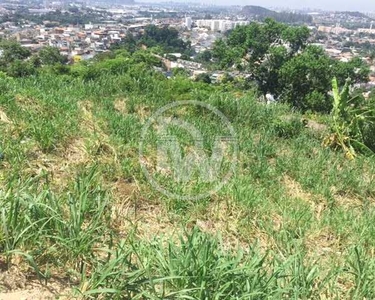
[283, 175, 312, 201]
[284, 176, 367, 212]
[0, 266, 72, 300]
[78, 101, 96, 134]
[329, 187, 364, 209]
[14, 95, 38, 108]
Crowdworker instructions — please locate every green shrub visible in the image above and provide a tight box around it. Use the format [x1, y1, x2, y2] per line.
[305, 90, 332, 113]
[195, 73, 211, 84]
[272, 117, 305, 138]
[363, 122, 375, 152]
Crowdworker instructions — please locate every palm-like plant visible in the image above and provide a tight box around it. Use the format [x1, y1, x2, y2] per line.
[324, 77, 375, 159]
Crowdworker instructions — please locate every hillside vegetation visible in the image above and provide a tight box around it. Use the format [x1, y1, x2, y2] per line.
[0, 21, 374, 299]
[241, 6, 313, 24]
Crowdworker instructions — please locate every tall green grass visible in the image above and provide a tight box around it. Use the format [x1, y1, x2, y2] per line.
[0, 53, 375, 298]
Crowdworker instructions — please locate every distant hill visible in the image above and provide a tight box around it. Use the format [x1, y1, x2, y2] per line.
[241, 5, 274, 17]
[343, 11, 374, 20]
[241, 5, 313, 24]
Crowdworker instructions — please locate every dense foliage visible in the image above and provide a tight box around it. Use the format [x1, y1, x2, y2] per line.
[212, 19, 370, 112]
[113, 25, 193, 55]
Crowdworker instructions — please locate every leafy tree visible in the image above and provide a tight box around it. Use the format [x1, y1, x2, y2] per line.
[140, 25, 191, 53]
[38, 46, 67, 66]
[132, 51, 161, 67]
[212, 39, 230, 67]
[0, 40, 31, 66]
[6, 60, 36, 77]
[112, 26, 192, 55]
[281, 26, 310, 54]
[242, 19, 286, 64]
[217, 19, 309, 96]
[111, 33, 138, 53]
[221, 72, 234, 84]
[333, 57, 370, 86]
[254, 46, 288, 95]
[29, 55, 42, 68]
[0, 40, 34, 77]
[94, 51, 116, 62]
[196, 50, 212, 63]
[212, 20, 370, 112]
[195, 73, 211, 84]
[172, 67, 189, 77]
[212, 39, 244, 69]
[279, 45, 332, 110]
[305, 90, 331, 113]
[0, 9, 102, 25]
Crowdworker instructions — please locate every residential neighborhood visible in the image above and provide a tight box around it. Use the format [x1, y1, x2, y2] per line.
[0, 0, 375, 86]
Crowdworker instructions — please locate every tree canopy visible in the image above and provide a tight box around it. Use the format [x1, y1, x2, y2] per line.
[212, 19, 370, 112]
[113, 25, 193, 55]
[38, 46, 68, 66]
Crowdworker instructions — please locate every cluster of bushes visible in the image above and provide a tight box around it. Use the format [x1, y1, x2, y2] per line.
[0, 40, 67, 77]
[112, 25, 193, 56]
[0, 39, 165, 81]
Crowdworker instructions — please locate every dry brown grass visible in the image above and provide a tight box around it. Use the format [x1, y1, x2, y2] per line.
[135, 105, 151, 120]
[108, 177, 180, 241]
[24, 138, 90, 188]
[283, 175, 327, 220]
[193, 199, 275, 252]
[114, 99, 128, 115]
[283, 174, 370, 212]
[21, 101, 118, 188]
[305, 119, 328, 133]
[305, 227, 343, 258]
[0, 108, 11, 125]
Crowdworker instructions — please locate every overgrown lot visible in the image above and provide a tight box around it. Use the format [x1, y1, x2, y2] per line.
[0, 52, 375, 299]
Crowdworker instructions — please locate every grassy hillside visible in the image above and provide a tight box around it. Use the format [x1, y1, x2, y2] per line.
[0, 53, 375, 299]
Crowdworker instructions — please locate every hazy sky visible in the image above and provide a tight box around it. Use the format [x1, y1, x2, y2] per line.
[166, 0, 375, 12]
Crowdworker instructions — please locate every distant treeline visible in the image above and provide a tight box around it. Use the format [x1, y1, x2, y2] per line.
[0, 8, 105, 25]
[241, 6, 313, 24]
